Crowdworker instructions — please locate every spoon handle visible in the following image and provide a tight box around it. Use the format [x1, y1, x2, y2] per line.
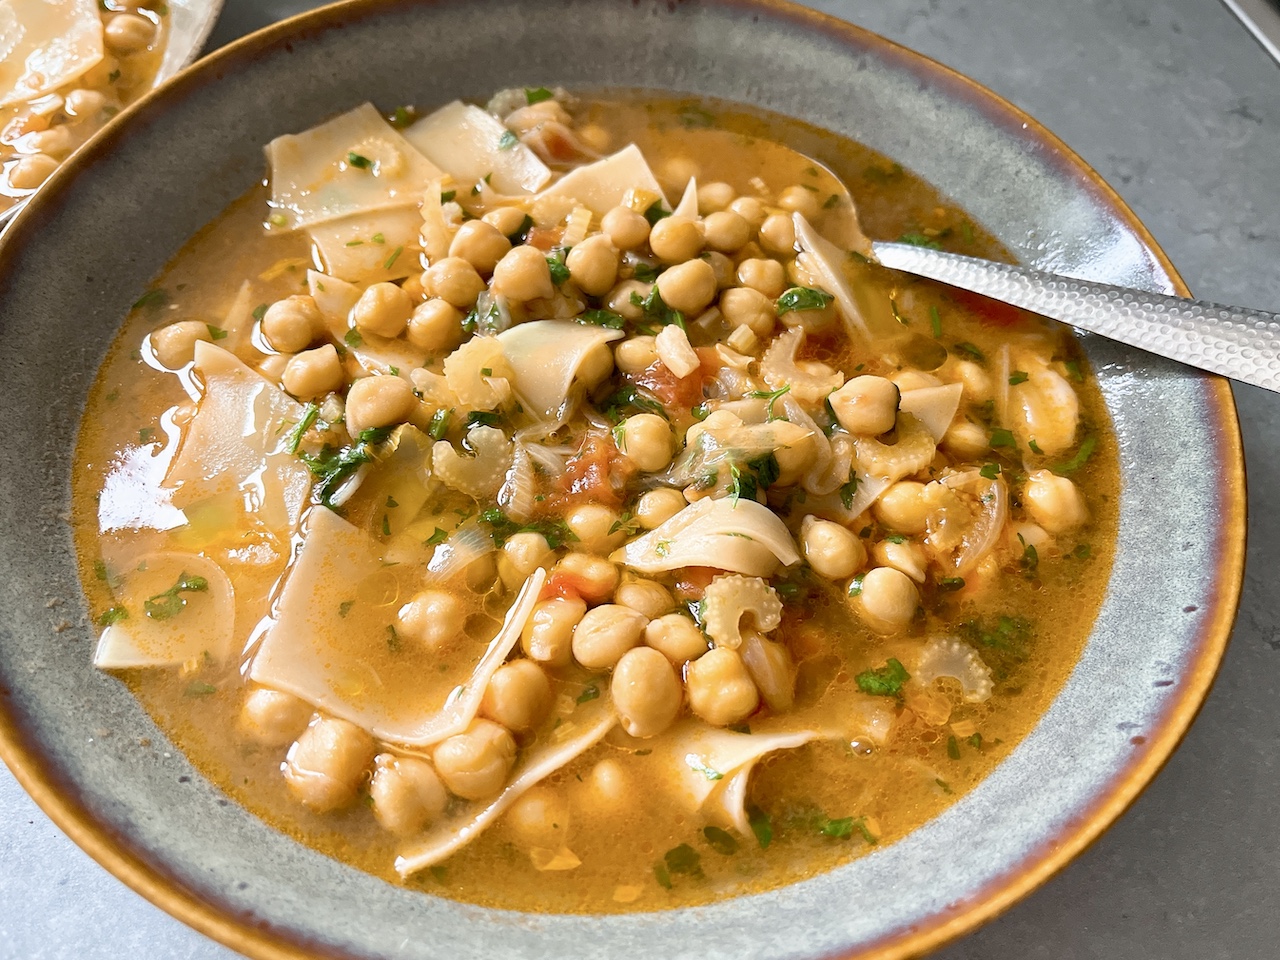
[872, 241, 1280, 393]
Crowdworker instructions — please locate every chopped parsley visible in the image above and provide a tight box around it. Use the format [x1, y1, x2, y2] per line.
[746, 385, 790, 420]
[776, 286, 834, 316]
[346, 151, 373, 169]
[546, 248, 571, 285]
[989, 428, 1016, 449]
[343, 328, 364, 348]
[338, 600, 355, 617]
[383, 246, 404, 270]
[701, 826, 739, 856]
[643, 199, 671, 226]
[930, 305, 943, 338]
[478, 507, 578, 549]
[524, 86, 554, 105]
[1008, 370, 1030, 386]
[897, 231, 942, 249]
[385, 624, 401, 652]
[428, 408, 452, 440]
[1027, 438, 1044, 455]
[855, 658, 910, 697]
[389, 105, 416, 129]
[728, 452, 780, 504]
[938, 576, 966, 592]
[506, 213, 534, 243]
[462, 297, 504, 335]
[1064, 359, 1085, 382]
[663, 843, 702, 876]
[748, 805, 773, 849]
[185, 681, 217, 697]
[823, 193, 841, 209]
[440, 189, 456, 204]
[600, 383, 667, 422]
[132, 289, 168, 311]
[685, 753, 724, 782]
[143, 571, 209, 621]
[839, 473, 860, 510]
[1018, 534, 1039, 575]
[576, 683, 601, 704]
[465, 410, 503, 429]
[497, 129, 519, 151]
[979, 462, 1001, 480]
[578, 308, 627, 329]
[97, 606, 129, 627]
[251, 303, 268, 322]
[426, 527, 449, 546]
[1053, 435, 1097, 474]
[947, 735, 962, 760]
[298, 427, 394, 508]
[954, 341, 986, 362]
[676, 104, 715, 128]
[629, 285, 685, 333]
[286, 402, 320, 454]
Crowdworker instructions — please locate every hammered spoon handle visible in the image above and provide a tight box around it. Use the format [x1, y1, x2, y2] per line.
[872, 241, 1280, 393]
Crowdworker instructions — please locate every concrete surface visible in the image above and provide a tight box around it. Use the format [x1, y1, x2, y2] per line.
[2, 0, 1277, 957]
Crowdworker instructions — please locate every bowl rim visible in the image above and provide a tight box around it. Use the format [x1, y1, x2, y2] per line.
[0, 1, 1246, 958]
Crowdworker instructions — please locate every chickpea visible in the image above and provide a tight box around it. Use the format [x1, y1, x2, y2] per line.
[369, 754, 447, 835]
[616, 413, 673, 472]
[635, 488, 686, 530]
[686, 648, 759, 726]
[729, 196, 768, 229]
[758, 213, 797, 256]
[283, 716, 375, 812]
[344, 375, 416, 435]
[150, 321, 211, 370]
[498, 532, 553, 590]
[719, 287, 776, 337]
[1011, 521, 1052, 553]
[572, 604, 647, 670]
[566, 235, 619, 296]
[492, 245, 554, 301]
[1023, 470, 1089, 533]
[584, 757, 630, 808]
[950, 359, 993, 403]
[424, 257, 486, 309]
[612, 647, 682, 738]
[553, 553, 619, 605]
[27, 126, 73, 158]
[238, 687, 311, 748]
[104, 13, 155, 53]
[892, 370, 942, 392]
[480, 659, 552, 733]
[697, 181, 736, 214]
[407, 298, 464, 353]
[64, 88, 108, 121]
[433, 719, 517, 800]
[601, 206, 650, 250]
[853, 566, 919, 632]
[257, 353, 289, 381]
[576, 341, 615, 391]
[654, 258, 717, 315]
[565, 503, 626, 553]
[828, 375, 900, 436]
[261, 295, 322, 353]
[615, 578, 676, 619]
[777, 184, 821, 220]
[482, 206, 530, 237]
[700, 210, 751, 253]
[774, 432, 818, 486]
[282, 344, 344, 399]
[505, 785, 571, 848]
[606, 280, 650, 320]
[659, 156, 699, 187]
[7, 153, 58, 190]
[578, 123, 611, 152]
[350, 282, 413, 338]
[800, 515, 865, 579]
[703, 251, 735, 289]
[397, 589, 464, 651]
[615, 335, 658, 374]
[874, 481, 930, 535]
[644, 613, 709, 663]
[943, 419, 990, 458]
[400, 273, 426, 301]
[521, 596, 586, 666]
[873, 538, 928, 582]
[448, 220, 511, 274]
[737, 258, 787, 298]
[648, 215, 704, 263]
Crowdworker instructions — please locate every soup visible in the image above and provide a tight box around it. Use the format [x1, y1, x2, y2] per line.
[72, 90, 1116, 913]
[1, 1, 169, 218]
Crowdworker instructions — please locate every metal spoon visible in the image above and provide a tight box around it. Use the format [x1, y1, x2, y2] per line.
[872, 241, 1280, 393]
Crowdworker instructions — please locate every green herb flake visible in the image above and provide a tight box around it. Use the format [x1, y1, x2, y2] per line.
[428, 408, 452, 441]
[1064, 359, 1085, 382]
[346, 151, 373, 169]
[847, 574, 865, 598]
[578, 308, 627, 329]
[97, 606, 129, 627]
[506, 213, 534, 243]
[1054, 435, 1097, 474]
[643, 200, 671, 226]
[497, 129, 519, 151]
[748, 805, 773, 849]
[897, 231, 942, 249]
[371, 232, 386, 244]
[629, 285, 685, 333]
[524, 86, 554, 105]
[702, 826, 739, 856]
[390, 105, 416, 128]
[268, 212, 288, 228]
[654, 863, 673, 890]
[338, 600, 355, 618]
[819, 816, 854, 838]
[1073, 543, 1092, 560]
[989, 428, 1016, 449]
[1028, 438, 1044, 455]
[185, 681, 217, 697]
[440, 189, 456, 204]
[776, 286, 834, 316]
[546, 248, 571, 285]
[426, 527, 449, 547]
[132, 289, 168, 311]
[855, 658, 910, 697]
[478, 507, 579, 550]
[967, 732, 984, 750]
[677, 104, 715, 128]
[143, 571, 209, 621]
[285, 403, 320, 455]
[979, 462, 1001, 480]
[383, 245, 404, 270]
[1019, 534, 1039, 574]
[205, 323, 228, 341]
[938, 576, 966, 592]
[839, 473, 860, 510]
[664, 843, 702, 875]
[936, 778, 954, 795]
[930, 305, 943, 338]
[746, 385, 790, 421]
[107, 68, 121, 84]
[954, 341, 986, 362]
[947, 735, 962, 760]
[138, 426, 156, 444]
[343, 328, 364, 348]
[251, 303, 269, 322]
[386, 624, 402, 652]
[823, 193, 841, 209]
[1008, 370, 1030, 386]
[685, 753, 724, 781]
[883, 533, 907, 544]
[465, 410, 502, 429]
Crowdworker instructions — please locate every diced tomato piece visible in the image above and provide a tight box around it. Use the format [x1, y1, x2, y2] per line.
[541, 571, 585, 603]
[673, 566, 719, 602]
[634, 350, 713, 410]
[526, 226, 562, 252]
[949, 288, 1025, 328]
[556, 430, 636, 507]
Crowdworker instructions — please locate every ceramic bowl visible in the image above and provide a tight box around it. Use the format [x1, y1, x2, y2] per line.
[0, 1, 1245, 958]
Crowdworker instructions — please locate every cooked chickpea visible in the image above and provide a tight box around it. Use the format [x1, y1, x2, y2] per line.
[607, 280, 650, 320]
[659, 156, 699, 187]
[777, 184, 821, 220]
[686, 648, 759, 726]
[950, 359, 993, 403]
[576, 341, 615, 390]
[480, 659, 552, 732]
[572, 604, 647, 670]
[64, 88, 108, 121]
[943, 419, 990, 458]
[433, 719, 517, 800]
[702, 210, 752, 253]
[150, 321, 211, 369]
[351, 282, 413, 338]
[505, 785, 571, 848]
[874, 481, 930, 535]
[697, 181, 736, 214]
[522, 596, 586, 666]
[612, 647, 682, 738]
[644, 613, 709, 663]
[654, 257, 717, 315]
[397, 589, 464, 651]
[283, 716, 376, 812]
[719, 287, 776, 337]
[407, 298, 464, 353]
[616, 413, 673, 472]
[369, 754, 447, 835]
[635, 487, 687, 530]
[872, 538, 928, 582]
[828, 375, 900, 436]
[736, 257, 787, 298]
[257, 353, 289, 381]
[238, 687, 311, 748]
[648, 215, 704, 263]
[615, 578, 675, 619]
[553, 553, 619, 605]
[482, 206, 530, 237]
[565, 503, 626, 553]
[758, 213, 797, 256]
[729, 196, 768, 229]
[448, 220, 511, 274]
[7, 153, 59, 191]
[261, 295, 322, 353]
[424, 257, 486, 309]
[282, 345, 344, 400]
[854, 566, 919, 631]
[774, 432, 818, 485]
[566, 235, 619, 296]
[800, 516, 865, 579]
[615, 335, 658, 374]
[1011, 521, 1052, 553]
[498, 532, 553, 590]
[578, 123, 611, 152]
[27, 126, 73, 158]
[893, 370, 942, 392]
[104, 13, 155, 53]
[344, 375, 416, 435]
[584, 757, 630, 807]
[601, 205, 650, 250]
[1023, 470, 1089, 533]
[492, 245, 554, 301]
[400, 273, 426, 301]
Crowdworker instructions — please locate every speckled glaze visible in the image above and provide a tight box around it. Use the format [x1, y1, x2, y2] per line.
[0, 2, 1245, 959]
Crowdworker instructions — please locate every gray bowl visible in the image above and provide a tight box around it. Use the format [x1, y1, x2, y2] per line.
[0, 1, 1245, 958]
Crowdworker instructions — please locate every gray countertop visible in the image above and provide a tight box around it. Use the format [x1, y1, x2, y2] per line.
[3, 0, 1277, 957]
